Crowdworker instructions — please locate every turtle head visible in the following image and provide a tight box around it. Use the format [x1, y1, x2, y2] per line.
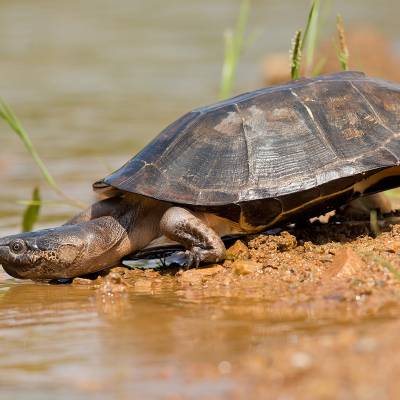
[0, 226, 86, 280]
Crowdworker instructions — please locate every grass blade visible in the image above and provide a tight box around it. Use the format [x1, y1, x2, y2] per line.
[302, 0, 320, 73]
[0, 98, 57, 189]
[219, 0, 251, 99]
[22, 187, 41, 232]
[369, 209, 380, 237]
[311, 57, 326, 76]
[0, 98, 86, 209]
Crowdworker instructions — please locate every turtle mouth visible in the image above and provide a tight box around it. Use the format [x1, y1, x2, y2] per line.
[0, 244, 23, 279]
[0, 243, 37, 279]
[0, 225, 92, 280]
[1, 263, 25, 279]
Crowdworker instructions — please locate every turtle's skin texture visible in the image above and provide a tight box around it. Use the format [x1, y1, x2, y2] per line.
[0, 71, 399, 280]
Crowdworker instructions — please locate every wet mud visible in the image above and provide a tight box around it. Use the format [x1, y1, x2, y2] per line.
[50, 218, 400, 399]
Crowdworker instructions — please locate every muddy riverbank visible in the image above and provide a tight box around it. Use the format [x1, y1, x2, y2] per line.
[32, 218, 399, 399]
[1, 217, 400, 399]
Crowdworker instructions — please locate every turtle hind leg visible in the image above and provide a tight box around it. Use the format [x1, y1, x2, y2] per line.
[160, 207, 226, 268]
[340, 193, 396, 219]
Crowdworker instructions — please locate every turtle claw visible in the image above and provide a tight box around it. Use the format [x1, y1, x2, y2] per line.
[174, 248, 202, 268]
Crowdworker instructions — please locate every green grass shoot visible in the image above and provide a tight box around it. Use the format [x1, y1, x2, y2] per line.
[290, 0, 321, 80]
[22, 187, 41, 232]
[363, 251, 400, 282]
[219, 0, 250, 100]
[369, 208, 380, 237]
[0, 98, 86, 210]
[290, 30, 303, 80]
[311, 57, 326, 76]
[301, 0, 320, 74]
[0, 98, 58, 190]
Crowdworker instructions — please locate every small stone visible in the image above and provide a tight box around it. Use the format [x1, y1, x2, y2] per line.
[231, 260, 263, 275]
[324, 247, 367, 279]
[109, 266, 130, 276]
[99, 272, 128, 294]
[180, 265, 223, 285]
[277, 231, 297, 251]
[225, 240, 249, 260]
[108, 271, 124, 284]
[72, 277, 94, 286]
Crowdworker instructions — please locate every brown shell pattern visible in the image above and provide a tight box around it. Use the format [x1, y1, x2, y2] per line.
[94, 71, 400, 207]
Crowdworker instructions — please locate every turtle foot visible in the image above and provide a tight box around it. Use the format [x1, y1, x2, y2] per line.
[173, 249, 202, 268]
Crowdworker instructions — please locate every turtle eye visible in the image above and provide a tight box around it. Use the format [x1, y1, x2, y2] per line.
[10, 239, 27, 254]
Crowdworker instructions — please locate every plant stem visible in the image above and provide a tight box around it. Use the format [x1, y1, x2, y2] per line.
[219, 0, 251, 100]
[0, 98, 86, 209]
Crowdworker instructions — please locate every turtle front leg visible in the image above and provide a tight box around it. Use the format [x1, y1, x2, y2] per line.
[160, 207, 226, 267]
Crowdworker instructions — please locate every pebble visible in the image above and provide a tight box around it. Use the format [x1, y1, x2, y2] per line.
[225, 240, 249, 260]
[231, 260, 263, 275]
[72, 277, 94, 286]
[180, 265, 223, 285]
[324, 247, 367, 279]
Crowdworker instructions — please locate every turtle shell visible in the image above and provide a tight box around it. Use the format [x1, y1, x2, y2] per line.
[94, 71, 400, 214]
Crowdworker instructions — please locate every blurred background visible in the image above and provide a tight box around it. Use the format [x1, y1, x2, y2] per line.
[0, 0, 400, 233]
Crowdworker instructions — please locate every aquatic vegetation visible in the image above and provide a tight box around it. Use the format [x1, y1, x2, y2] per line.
[290, 0, 320, 79]
[0, 99, 57, 190]
[0, 99, 85, 231]
[21, 187, 41, 232]
[219, 0, 251, 99]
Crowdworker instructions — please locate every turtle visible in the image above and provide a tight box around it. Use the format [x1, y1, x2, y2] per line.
[0, 71, 399, 280]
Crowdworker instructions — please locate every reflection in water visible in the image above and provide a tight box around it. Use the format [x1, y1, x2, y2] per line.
[0, 276, 243, 398]
[1, 269, 399, 399]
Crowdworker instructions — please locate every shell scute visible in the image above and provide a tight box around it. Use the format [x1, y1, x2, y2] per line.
[95, 72, 400, 209]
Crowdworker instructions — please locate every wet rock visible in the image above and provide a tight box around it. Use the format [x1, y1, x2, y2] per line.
[231, 260, 263, 275]
[99, 271, 128, 294]
[179, 265, 223, 285]
[324, 248, 367, 279]
[72, 277, 94, 286]
[226, 240, 249, 260]
[109, 266, 136, 278]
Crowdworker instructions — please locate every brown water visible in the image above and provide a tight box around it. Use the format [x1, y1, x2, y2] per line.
[1, 1, 400, 398]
